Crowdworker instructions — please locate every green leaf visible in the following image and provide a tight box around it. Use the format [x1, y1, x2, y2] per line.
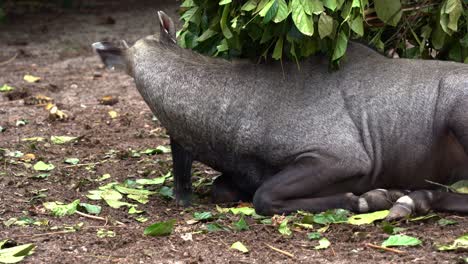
[114, 185, 154, 196]
[0, 84, 14, 92]
[318, 13, 334, 39]
[43, 199, 79, 217]
[374, 0, 402, 26]
[437, 234, 468, 251]
[51, 136, 78, 145]
[350, 15, 364, 36]
[230, 241, 249, 253]
[141, 145, 171, 155]
[181, 0, 196, 8]
[101, 189, 134, 208]
[312, 209, 349, 225]
[381, 222, 407, 234]
[144, 219, 176, 236]
[241, 0, 257, 11]
[33, 161, 55, 172]
[197, 29, 218, 42]
[220, 4, 233, 39]
[97, 174, 111, 182]
[259, 0, 279, 24]
[382, 235, 422, 247]
[323, 0, 337, 11]
[314, 238, 331, 250]
[128, 206, 144, 214]
[451, 180, 468, 194]
[440, 0, 462, 34]
[219, 0, 232, 5]
[228, 207, 256, 216]
[79, 203, 101, 215]
[348, 210, 389, 225]
[159, 186, 174, 199]
[194, 211, 213, 221]
[206, 223, 230, 232]
[0, 241, 36, 264]
[278, 218, 292, 236]
[272, 37, 284, 60]
[291, 0, 314, 36]
[332, 30, 348, 61]
[64, 158, 79, 165]
[234, 216, 249, 231]
[273, 0, 289, 23]
[310, 0, 325, 15]
[308, 232, 322, 240]
[438, 218, 458, 226]
[97, 229, 116, 238]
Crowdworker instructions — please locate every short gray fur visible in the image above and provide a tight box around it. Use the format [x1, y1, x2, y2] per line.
[93, 12, 468, 216]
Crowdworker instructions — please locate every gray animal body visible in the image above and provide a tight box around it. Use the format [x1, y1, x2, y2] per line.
[93, 11, 468, 219]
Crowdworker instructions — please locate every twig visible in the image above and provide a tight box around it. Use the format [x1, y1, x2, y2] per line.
[265, 243, 295, 258]
[76, 211, 107, 222]
[365, 243, 406, 254]
[0, 52, 18, 66]
[64, 160, 108, 168]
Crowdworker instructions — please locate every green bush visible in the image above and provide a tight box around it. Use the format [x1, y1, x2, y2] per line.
[178, 0, 468, 66]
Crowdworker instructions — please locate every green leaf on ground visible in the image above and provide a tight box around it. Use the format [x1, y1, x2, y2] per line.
[230, 241, 249, 253]
[43, 199, 79, 217]
[97, 174, 111, 181]
[0, 240, 36, 263]
[21, 137, 45, 142]
[141, 145, 171, 155]
[409, 213, 438, 222]
[348, 210, 389, 225]
[64, 158, 79, 165]
[50, 136, 78, 145]
[136, 172, 171, 185]
[159, 186, 174, 199]
[437, 234, 468, 251]
[206, 223, 231, 232]
[382, 235, 422, 247]
[278, 218, 292, 236]
[33, 161, 55, 172]
[79, 203, 101, 215]
[438, 218, 458, 227]
[97, 229, 116, 238]
[194, 212, 213, 221]
[128, 206, 144, 214]
[0, 84, 14, 92]
[144, 219, 176, 236]
[312, 209, 349, 225]
[308, 232, 322, 240]
[24, 74, 41, 83]
[381, 222, 407, 234]
[314, 238, 331, 250]
[234, 216, 249, 231]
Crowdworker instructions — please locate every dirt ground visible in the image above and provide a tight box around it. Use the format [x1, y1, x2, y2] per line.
[0, 1, 467, 263]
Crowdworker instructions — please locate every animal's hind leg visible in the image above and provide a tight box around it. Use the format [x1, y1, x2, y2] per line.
[386, 190, 468, 220]
[252, 154, 370, 215]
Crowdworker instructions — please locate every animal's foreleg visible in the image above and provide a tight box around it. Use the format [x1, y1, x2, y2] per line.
[171, 138, 193, 206]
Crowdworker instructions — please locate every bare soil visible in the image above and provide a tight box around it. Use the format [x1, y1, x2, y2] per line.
[0, 1, 467, 263]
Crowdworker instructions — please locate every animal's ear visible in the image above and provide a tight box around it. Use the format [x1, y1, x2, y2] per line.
[92, 41, 127, 71]
[157, 10, 176, 44]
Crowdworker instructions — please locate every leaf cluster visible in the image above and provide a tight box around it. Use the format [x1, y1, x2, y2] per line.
[178, 0, 468, 66]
